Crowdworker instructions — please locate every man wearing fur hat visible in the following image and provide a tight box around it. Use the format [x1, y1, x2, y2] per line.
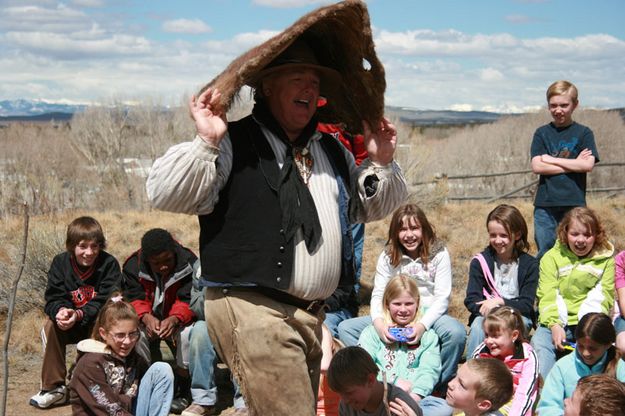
[146, 3, 407, 414]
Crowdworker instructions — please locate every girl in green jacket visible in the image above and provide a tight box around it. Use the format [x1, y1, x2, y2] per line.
[531, 207, 615, 380]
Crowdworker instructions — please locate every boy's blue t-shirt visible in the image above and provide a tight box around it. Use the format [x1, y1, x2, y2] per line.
[530, 121, 599, 207]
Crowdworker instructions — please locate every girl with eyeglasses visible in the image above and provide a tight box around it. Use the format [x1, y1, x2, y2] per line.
[69, 292, 174, 416]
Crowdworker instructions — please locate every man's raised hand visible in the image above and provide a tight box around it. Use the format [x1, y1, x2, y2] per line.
[190, 87, 228, 147]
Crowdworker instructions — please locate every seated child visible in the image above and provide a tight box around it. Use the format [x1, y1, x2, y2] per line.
[537, 312, 625, 416]
[445, 358, 513, 416]
[358, 274, 441, 405]
[327, 346, 422, 416]
[564, 374, 625, 416]
[531, 207, 615, 380]
[465, 204, 538, 356]
[614, 250, 625, 354]
[471, 306, 538, 416]
[122, 228, 197, 411]
[69, 293, 174, 415]
[338, 204, 466, 391]
[30, 216, 122, 409]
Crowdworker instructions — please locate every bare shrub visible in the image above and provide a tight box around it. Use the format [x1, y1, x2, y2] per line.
[0, 221, 64, 314]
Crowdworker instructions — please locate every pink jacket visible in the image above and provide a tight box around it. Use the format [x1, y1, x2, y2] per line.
[474, 341, 538, 416]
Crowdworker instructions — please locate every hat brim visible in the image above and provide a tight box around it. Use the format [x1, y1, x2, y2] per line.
[246, 62, 342, 97]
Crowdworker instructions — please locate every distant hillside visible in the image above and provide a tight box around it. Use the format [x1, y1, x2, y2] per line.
[0, 112, 73, 123]
[1, 99, 622, 126]
[0, 99, 510, 126]
[0, 99, 86, 117]
[386, 106, 508, 126]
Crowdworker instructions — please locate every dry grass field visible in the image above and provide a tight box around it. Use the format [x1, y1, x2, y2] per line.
[1, 196, 624, 415]
[1, 106, 624, 415]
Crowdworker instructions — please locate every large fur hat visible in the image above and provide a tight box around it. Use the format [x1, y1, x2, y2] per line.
[200, 0, 385, 134]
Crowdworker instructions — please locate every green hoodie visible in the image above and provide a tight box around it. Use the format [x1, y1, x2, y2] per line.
[537, 239, 615, 328]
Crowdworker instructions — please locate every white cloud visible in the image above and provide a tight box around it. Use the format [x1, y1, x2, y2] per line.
[162, 19, 212, 34]
[4, 31, 152, 59]
[70, 0, 103, 7]
[2, 4, 625, 113]
[480, 68, 504, 82]
[505, 14, 534, 24]
[252, 0, 333, 8]
[0, 4, 90, 32]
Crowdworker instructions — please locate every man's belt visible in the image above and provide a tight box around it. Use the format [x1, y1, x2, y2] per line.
[225, 285, 326, 315]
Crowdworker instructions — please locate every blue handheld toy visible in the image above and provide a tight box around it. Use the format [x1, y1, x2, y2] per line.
[388, 327, 414, 342]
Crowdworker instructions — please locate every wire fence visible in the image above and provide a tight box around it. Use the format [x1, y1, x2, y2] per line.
[409, 162, 625, 202]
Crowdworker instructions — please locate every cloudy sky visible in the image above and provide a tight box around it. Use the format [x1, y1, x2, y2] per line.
[1, 0, 624, 112]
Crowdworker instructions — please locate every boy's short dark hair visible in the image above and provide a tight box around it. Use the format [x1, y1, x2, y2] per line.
[577, 374, 625, 416]
[466, 358, 513, 411]
[327, 346, 378, 393]
[141, 228, 176, 259]
[66, 216, 106, 252]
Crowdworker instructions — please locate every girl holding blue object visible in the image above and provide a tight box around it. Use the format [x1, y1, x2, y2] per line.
[537, 312, 625, 416]
[358, 275, 443, 408]
[338, 204, 466, 391]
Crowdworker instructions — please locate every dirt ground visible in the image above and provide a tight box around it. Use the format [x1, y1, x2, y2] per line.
[2, 347, 240, 416]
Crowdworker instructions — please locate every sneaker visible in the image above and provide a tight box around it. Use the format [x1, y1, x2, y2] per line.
[180, 402, 216, 416]
[29, 385, 68, 409]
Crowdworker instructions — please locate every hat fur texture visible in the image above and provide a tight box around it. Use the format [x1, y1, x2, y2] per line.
[201, 0, 385, 134]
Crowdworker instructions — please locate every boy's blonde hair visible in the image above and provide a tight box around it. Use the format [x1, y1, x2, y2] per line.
[546, 80, 578, 104]
[576, 374, 625, 416]
[465, 358, 513, 411]
[382, 274, 420, 326]
[484, 306, 527, 343]
[557, 207, 610, 252]
[327, 346, 378, 393]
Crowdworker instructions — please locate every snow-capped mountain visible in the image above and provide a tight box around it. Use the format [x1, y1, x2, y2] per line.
[0, 99, 86, 117]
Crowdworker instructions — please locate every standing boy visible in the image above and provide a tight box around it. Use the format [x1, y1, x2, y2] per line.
[531, 80, 599, 259]
[30, 216, 122, 409]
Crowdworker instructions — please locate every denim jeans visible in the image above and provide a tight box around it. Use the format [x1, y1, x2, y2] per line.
[135, 322, 193, 369]
[431, 315, 467, 387]
[531, 325, 576, 380]
[615, 316, 625, 334]
[418, 395, 453, 416]
[534, 206, 573, 260]
[337, 314, 466, 386]
[188, 320, 244, 408]
[352, 223, 365, 292]
[466, 315, 533, 358]
[323, 308, 354, 339]
[337, 315, 371, 347]
[134, 361, 174, 416]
